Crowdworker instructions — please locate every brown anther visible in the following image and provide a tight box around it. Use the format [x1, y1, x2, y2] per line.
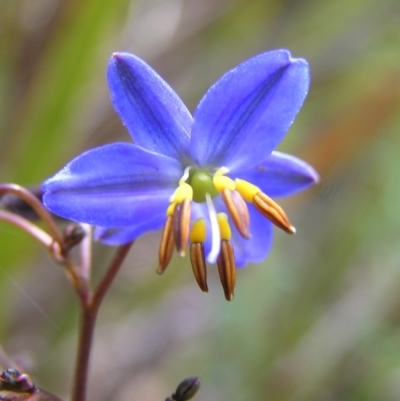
[190, 243, 208, 292]
[253, 192, 295, 234]
[217, 240, 236, 301]
[221, 189, 250, 238]
[157, 215, 175, 274]
[172, 198, 192, 257]
[257, 192, 291, 224]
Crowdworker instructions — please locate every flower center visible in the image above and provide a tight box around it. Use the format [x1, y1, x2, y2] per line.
[157, 166, 296, 301]
[186, 169, 219, 203]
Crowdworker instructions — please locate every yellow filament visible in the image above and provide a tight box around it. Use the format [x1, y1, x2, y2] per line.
[213, 175, 236, 192]
[234, 179, 260, 203]
[170, 182, 193, 203]
[190, 218, 207, 243]
[217, 213, 232, 240]
[179, 166, 192, 185]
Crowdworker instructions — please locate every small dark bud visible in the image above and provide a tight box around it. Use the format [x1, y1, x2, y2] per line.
[0, 369, 36, 393]
[62, 225, 86, 250]
[172, 377, 201, 401]
[0, 368, 20, 384]
[0, 187, 43, 220]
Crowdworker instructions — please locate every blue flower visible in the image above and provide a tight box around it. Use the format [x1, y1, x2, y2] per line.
[43, 50, 318, 300]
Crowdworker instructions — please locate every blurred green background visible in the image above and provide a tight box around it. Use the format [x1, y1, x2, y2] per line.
[1, 0, 400, 400]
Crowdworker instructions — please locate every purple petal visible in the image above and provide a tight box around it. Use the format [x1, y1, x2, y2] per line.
[94, 213, 164, 245]
[236, 151, 319, 198]
[43, 143, 182, 226]
[108, 53, 192, 162]
[190, 50, 309, 172]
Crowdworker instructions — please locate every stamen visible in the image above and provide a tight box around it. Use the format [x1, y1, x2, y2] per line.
[205, 193, 220, 263]
[169, 182, 193, 203]
[253, 194, 295, 234]
[221, 189, 250, 238]
[167, 202, 176, 216]
[213, 175, 235, 192]
[217, 240, 236, 301]
[172, 198, 192, 256]
[234, 179, 259, 203]
[235, 178, 295, 234]
[189, 219, 208, 292]
[190, 243, 208, 292]
[216, 213, 231, 240]
[216, 213, 236, 300]
[189, 218, 207, 243]
[256, 192, 292, 227]
[157, 215, 175, 274]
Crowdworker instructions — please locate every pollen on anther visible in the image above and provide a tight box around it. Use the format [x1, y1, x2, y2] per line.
[190, 218, 206, 243]
[170, 182, 193, 203]
[217, 213, 231, 241]
[234, 178, 259, 203]
[213, 175, 235, 192]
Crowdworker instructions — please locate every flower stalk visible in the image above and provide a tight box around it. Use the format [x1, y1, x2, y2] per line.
[72, 243, 133, 401]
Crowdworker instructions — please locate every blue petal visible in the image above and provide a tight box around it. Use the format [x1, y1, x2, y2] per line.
[108, 53, 192, 162]
[190, 50, 309, 172]
[43, 143, 182, 226]
[94, 213, 164, 245]
[236, 151, 319, 198]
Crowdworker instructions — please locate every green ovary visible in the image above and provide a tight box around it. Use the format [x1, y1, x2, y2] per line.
[188, 170, 219, 203]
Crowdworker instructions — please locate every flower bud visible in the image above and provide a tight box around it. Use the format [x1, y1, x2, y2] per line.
[172, 376, 201, 401]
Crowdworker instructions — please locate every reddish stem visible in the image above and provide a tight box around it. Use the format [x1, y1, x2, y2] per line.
[71, 242, 133, 401]
[71, 308, 96, 401]
[92, 242, 133, 308]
